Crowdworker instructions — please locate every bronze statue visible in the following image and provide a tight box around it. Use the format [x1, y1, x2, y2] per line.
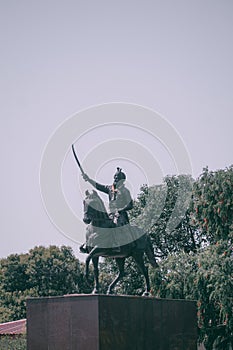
[72, 144, 158, 295]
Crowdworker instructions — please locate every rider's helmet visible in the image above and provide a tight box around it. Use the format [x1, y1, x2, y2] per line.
[113, 167, 126, 185]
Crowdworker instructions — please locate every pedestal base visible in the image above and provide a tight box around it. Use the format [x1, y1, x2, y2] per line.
[27, 294, 197, 350]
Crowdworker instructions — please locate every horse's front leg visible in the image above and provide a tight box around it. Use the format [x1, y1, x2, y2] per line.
[85, 246, 99, 284]
[92, 257, 99, 294]
[107, 258, 125, 295]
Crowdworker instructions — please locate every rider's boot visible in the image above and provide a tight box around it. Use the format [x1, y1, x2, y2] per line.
[80, 243, 88, 253]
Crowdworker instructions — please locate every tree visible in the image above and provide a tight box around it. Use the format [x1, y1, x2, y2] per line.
[149, 252, 197, 300]
[26, 245, 81, 296]
[190, 166, 233, 349]
[196, 242, 232, 350]
[130, 174, 197, 257]
[147, 167, 233, 350]
[1, 253, 29, 292]
[0, 245, 90, 322]
[192, 166, 233, 244]
[149, 242, 232, 350]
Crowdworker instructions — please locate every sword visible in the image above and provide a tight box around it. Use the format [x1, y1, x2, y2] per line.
[72, 144, 85, 175]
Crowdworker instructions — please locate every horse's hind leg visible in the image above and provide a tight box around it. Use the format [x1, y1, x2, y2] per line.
[107, 258, 125, 295]
[133, 253, 151, 296]
[92, 257, 99, 294]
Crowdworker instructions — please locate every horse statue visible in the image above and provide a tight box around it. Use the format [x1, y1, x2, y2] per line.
[80, 189, 159, 296]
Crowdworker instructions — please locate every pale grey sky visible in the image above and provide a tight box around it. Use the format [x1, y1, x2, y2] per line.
[1, 0, 233, 259]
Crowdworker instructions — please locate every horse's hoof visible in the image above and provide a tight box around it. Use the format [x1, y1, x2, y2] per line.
[106, 289, 114, 295]
[92, 288, 99, 294]
[142, 291, 150, 297]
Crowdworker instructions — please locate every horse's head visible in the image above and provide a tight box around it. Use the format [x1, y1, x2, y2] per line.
[83, 190, 108, 225]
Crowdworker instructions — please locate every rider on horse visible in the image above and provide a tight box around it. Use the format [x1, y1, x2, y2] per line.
[80, 167, 133, 252]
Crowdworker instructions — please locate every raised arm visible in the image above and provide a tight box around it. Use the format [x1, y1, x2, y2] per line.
[82, 173, 109, 194]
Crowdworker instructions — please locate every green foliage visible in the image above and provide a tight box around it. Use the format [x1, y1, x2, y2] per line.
[150, 243, 232, 350]
[196, 243, 233, 350]
[190, 167, 233, 349]
[151, 167, 233, 350]
[0, 335, 26, 350]
[150, 252, 198, 300]
[0, 246, 91, 323]
[26, 245, 81, 296]
[130, 175, 198, 257]
[192, 166, 233, 243]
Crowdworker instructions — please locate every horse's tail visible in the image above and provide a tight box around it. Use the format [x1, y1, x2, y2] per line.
[145, 236, 159, 268]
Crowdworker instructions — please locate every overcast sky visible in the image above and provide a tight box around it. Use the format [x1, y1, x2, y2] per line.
[1, 0, 233, 259]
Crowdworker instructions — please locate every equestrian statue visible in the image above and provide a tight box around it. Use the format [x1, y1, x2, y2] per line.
[72, 145, 158, 296]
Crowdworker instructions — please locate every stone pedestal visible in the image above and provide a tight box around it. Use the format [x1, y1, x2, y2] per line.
[27, 294, 197, 350]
